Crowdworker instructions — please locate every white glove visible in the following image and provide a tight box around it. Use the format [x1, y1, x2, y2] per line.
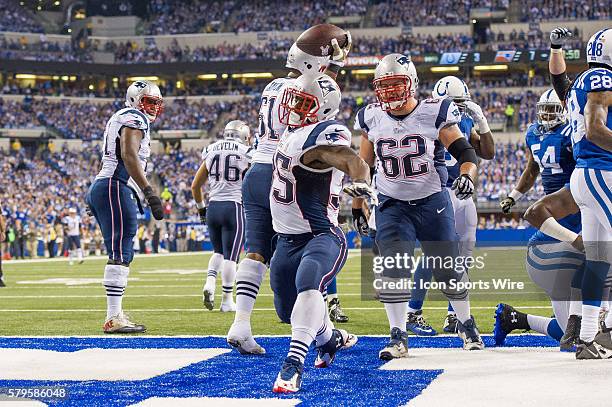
[329, 31, 352, 67]
[343, 180, 378, 206]
[451, 174, 475, 200]
[464, 100, 490, 134]
[550, 27, 572, 48]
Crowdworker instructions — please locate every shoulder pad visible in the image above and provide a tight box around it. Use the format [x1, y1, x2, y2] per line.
[117, 109, 149, 130]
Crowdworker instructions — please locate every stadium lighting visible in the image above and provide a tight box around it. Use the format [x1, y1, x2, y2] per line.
[127, 76, 159, 82]
[473, 64, 508, 71]
[61, 75, 69, 81]
[351, 69, 376, 75]
[430, 66, 460, 73]
[197, 74, 218, 80]
[231, 73, 273, 79]
[221, 74, 229, 79]
[15, 74, 37, 80]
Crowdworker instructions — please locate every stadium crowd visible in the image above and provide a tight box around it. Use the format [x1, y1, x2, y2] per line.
[0, 0, 43, 33]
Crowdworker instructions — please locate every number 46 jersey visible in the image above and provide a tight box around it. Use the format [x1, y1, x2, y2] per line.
[270, 120, 352, 235]
[202, 138, 252, 203]
[354, 98, 461, 201]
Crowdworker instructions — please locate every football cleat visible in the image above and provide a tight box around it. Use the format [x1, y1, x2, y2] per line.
[227, 321, 266, 355]
[315, 328, 358, 368]
[406, 310, 437, 336]
[0, 275, 5, 287]
[560, 315, 581, 351]
[599, 310, 608, 333]
[443, 313, 458, 333]
[575, 339, 612, 360]
[272, 357, 304, 393]
[328, 298, 349, 323]
[493, 303, 528, 346]
[457, 316, 485, 350]
[103, 312, 146, 334]
[202, 284, 215, 311]
[593, 329, 612, 357]
[219, 299, 236, 313]
[379, 327, 409, 360]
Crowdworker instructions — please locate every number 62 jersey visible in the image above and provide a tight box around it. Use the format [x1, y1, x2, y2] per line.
[354, 98, 461, 201]
[270, 120, 352, 235]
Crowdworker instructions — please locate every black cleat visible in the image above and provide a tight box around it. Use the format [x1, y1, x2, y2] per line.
[379, 327, 409, 360]
[328, 298, 349, 323]
[457, 316, 484, 350]
[493, 303, 529, 346]
[560, 315, 581, 351]
[442, 313, 458, 333]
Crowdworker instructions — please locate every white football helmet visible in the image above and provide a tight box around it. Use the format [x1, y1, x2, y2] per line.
[373, 53, 418, 111]
[223, 119, 251, 145]
[537, 89, 565, 131]
[286, 43, 328, 78]
[586, 28, 612, 69]
[279, 73, 341, 127]
[432, 76, 471, 111]
[125, 80, 164, 122]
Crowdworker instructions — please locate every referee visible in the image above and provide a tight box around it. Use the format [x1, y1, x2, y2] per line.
[0, 200, 6, 287]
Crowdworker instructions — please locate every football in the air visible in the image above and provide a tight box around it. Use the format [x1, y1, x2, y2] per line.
[295, 23, 348, 57]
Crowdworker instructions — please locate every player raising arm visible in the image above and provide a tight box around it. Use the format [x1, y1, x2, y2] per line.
[86, 81, 164, 334]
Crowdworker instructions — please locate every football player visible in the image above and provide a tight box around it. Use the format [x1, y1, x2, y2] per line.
[62, 207, 84, 265]
[270, 73, 369, 393]
[498, 88, 582, 347]
[406, 76, 495, 335]
[227, 36, 352, 355]
[86, 81, 165, 334]
[352, 54, 483, 359]
[191, 120, 252, 312]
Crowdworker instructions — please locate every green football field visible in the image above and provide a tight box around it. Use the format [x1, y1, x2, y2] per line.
[0, 248, 552, 336]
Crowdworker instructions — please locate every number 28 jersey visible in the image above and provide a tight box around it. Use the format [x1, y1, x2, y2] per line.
[354, 98, 461, 201]
[270, 120, 351, 235]
[202, 138, 252, 203]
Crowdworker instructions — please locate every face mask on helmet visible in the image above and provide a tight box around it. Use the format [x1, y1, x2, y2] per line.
[139, 95, 164, 122]
[279, 86, 320, 127]
[536, 102, 565, 131]
[373, 75, 412, 111]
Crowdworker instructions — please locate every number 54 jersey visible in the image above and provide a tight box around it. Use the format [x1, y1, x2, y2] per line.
[270, 120, 352, 235]
[354, 98, 461, 201]
[202, 139, 252, 203]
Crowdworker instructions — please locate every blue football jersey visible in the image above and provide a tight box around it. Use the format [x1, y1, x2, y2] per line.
[444, 114, 474, 187]
[525, 122, 575, 195]
[567, 67, 612, 170]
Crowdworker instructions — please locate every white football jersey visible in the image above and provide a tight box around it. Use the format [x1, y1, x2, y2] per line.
[252, 77, 296, 164]
[270, 120, 351, 234]
[96, 108, 151, 183]
[202, 138, 252, 203]
[354, 98, 461, 201]
[63, 215, 81, 236]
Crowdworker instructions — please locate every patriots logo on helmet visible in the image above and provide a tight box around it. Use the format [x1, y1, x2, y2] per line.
[134, 81, 147, 89]
[318, 79, 336, 97]
[396, 56, 411, 66]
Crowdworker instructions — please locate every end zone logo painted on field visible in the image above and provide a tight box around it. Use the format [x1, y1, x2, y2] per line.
[0, 336, 564, 406]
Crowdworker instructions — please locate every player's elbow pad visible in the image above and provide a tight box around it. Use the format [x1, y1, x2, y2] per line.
[448, 138, 477, 166]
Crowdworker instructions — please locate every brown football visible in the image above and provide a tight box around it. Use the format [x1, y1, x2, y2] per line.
[295, 24, 348, 58]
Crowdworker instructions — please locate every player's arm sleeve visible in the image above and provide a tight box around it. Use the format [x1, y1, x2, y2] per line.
[316, 123, 352, 148]
[116, 110, 149, 131]
[447, 137, 477, 166]
[550, 72, 572, 101]
[435, 98, 462, 130]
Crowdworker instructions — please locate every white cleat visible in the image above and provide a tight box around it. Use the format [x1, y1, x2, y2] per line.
[379, 327, 409, 360]
[103, 312, 146, 334]
[202, 285, 215, 311]
[220, 300, 236, 312]
[227, 321, 265, 355]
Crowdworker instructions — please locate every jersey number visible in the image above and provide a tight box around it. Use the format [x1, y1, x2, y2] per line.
[209, 154, 242, 182]
[259, 96, 279, 141]
[530, 144, 563, 174]
[376, 135, 428, 178]
[589, 74, 612, 89]
[272, 152, 295, 204]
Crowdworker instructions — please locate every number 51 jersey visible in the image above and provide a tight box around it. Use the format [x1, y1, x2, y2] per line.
[202, 138, 252, 203]
[270, 120, 352, 235]
[354, 98, 461, 201]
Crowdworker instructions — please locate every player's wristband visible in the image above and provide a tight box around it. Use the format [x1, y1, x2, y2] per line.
[550, 43, 563, 50]
[540, 217, 579, 243]
[508, 189, 523, 201]
[195, 201, 205, 209]
[476, 119, 490, 134]
[326, 62, 343, 75]
[550, 47, 563, 53]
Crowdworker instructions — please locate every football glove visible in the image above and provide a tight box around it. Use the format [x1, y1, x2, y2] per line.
[198, 207, 207, 224]
[499, 196, 516, 214]
[451, 174, 475, 200]
[343, 181, 378, 205]
[351, 208, 369, 237]
[550, 27, 572, 48]
[329, 31, 352, 67]
[143, 185, 164, 221]
[464, 101, 490, 134]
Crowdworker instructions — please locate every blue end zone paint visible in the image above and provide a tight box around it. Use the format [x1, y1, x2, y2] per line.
[0, 336, 557, 407]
